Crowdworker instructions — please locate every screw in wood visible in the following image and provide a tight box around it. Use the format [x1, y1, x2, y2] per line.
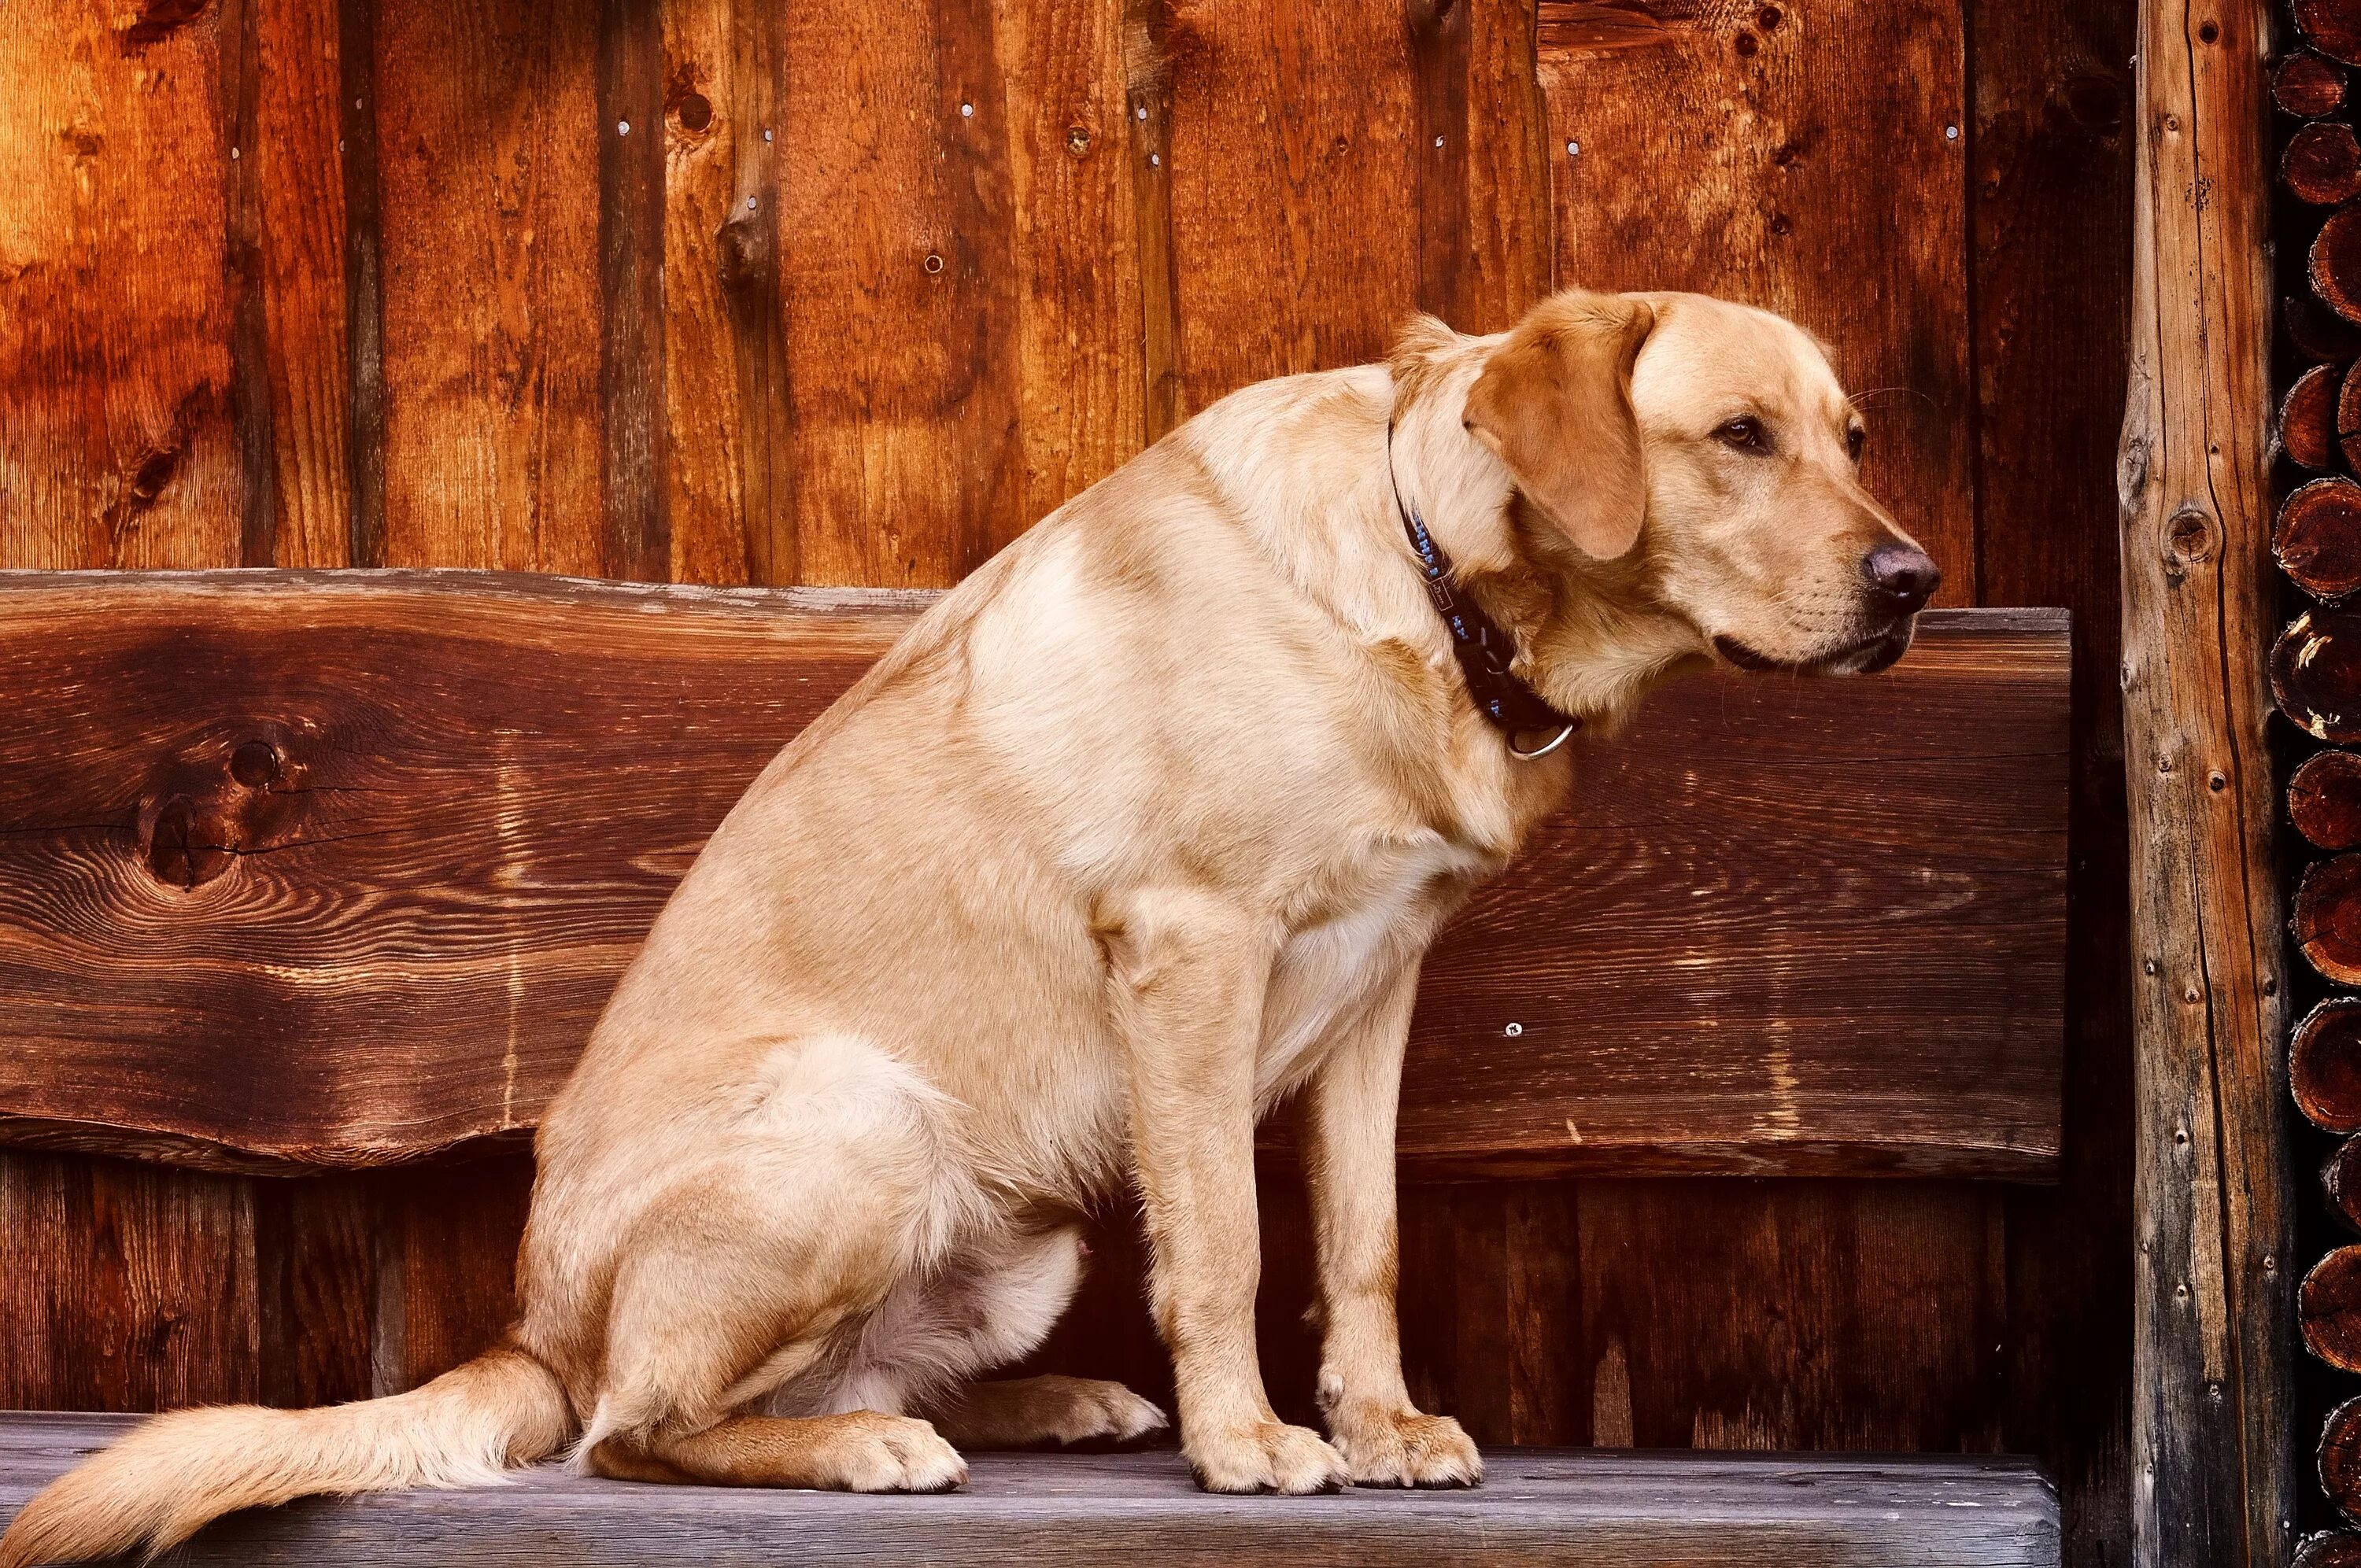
[1567, 140, 1581, 156]
[1505, 1022, 1524, 1037]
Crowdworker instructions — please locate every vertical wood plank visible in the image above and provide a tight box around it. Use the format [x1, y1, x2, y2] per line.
[1966, 0, 2137, 1559]
[339, 0, 388, 567]
[2119, 0, 2291, 1561]
[252, 1175, 373, 1408]
[254, 0, 357, 567]
[1577, 1182, 2007, 1452]
[1411, 0, 1550, 334]
[368, 1153, 534, 1393]
[0, 1153, 258, 1412]
[221, 0, 276, 567]
[659, 0, 755, 586]
[994, 0, 1148, 520]
[598, 0, 668, 583]
[1539, 0, 1976, 584]
[1164, 0, 1421, 402]
[373, 0, 605, 574]
[776, 0, 1022, 586]
[0, 1, 244, 569]
[1120, 0, 1184, 441]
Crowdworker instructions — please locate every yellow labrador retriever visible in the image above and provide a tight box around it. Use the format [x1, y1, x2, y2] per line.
[0, 288, 1937, 1563]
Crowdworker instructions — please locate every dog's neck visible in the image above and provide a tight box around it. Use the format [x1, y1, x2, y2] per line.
[1387, 326, 1706, 736]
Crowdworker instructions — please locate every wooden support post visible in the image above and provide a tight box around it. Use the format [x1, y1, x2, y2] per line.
[2120, 0, 2293, 1563]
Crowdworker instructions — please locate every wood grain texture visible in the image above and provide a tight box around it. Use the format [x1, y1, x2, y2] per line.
[2293, 751, 2361, 850]
[0, 574, 2067, 1179]
[251, 0, 355, 568]
[1539, 0, 1975, 587]
[2282, 363, 2341, 472]
[2299, 855, 2361, 985]
[597, 0, 668, 585]
[2296, 999, 2361, 1131]
[2307, 1247, 2361, 1374]
[371, 0, 605, 574]
[1960, 0, 2137, 1555]
[2280, 50, 2350, 117]
[2292, 124, 2361, 206]
[0, 1414, 2064, 1566]
[2119, 0, 2293, 1560]
[2282, 479, 2361, 601]
[1163, 0, 1420, 404]
[0, 1153, 257, 1412]
[0, 0, 245, 570]
[774, 0, 1022, 587]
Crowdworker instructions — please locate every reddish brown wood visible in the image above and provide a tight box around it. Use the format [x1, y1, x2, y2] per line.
[2289, 123, 2361, 205]
[2329, 1400, 2361, 1527]
[2306, 1247, 2361, 1371]
[2328, 1138, 2361, 1235]
[2274, 608, 2361, 742]
[2279, 50, 2350, 117]
[2295, 1000, 2361, 1130]
[2302, 0, 2361, 66]
[2316, 205, 2361, 327]
[2293, 751, 2361, 850]
[2282, 364, 2343, 470]
[2298, 1533, 2361, 1567]
[2300, 858, 2361, 984]
[0, 573, 2069, 1179]
[2278, 478, 2361, 599]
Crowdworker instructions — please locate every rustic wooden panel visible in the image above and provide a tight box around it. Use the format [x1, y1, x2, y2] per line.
[0, 1153, 257, 1412]
[1577, 1180, 2005, 1452]
[597, 0, 669, 585]
[1537, 0, 1975, 585]
[1961, 0, 2136, 1559]
[252, 1173, 373, 1409]
[774, 0, 1023, 587]
[2119, 0, 2290, 1560]
[0, 574, 2066, 1178]
[1163, 0, 1421, 404]
[0, 1414, 2067, 1566]
[250, 0, 356, 568]
[0, 0, 245, 570]
[371, 0, 605, 574]
[656, 0, 754, 587]
[368, 1153, 534, 1395]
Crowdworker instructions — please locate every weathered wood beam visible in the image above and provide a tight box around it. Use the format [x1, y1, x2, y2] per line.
[0, 571, 2071, 1180]
[2119, 0, 2293, 1561]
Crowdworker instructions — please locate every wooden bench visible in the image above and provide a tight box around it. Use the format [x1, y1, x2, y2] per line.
[0, 570, 2072, 1562]
[0, 1412, 2061, 1566]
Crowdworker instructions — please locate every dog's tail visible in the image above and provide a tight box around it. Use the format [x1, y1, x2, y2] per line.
[0, 1343, 570, 1566]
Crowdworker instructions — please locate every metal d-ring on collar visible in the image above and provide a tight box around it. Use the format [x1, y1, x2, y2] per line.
[1386, 421, 1580, 760]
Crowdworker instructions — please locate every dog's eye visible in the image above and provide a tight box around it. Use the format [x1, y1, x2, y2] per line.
[1717, 415, 1770, 453]
[1846, 425, 1868, 463]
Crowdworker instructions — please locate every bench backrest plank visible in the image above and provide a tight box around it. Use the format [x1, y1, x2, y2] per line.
[0, 572, 2069, 1177]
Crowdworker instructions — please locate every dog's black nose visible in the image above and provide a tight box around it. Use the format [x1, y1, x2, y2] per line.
[1862, 543, 1941, 614]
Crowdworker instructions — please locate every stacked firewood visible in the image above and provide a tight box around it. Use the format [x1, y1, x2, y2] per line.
[2279, 9, 2361, 1560]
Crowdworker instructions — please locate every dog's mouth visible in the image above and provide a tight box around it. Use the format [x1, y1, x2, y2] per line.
[1712, 620, 1916, 677]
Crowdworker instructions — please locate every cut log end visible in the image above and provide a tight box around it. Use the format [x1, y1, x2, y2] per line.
[2329, 1137, 2361, 1234]
[2299, 858, 2361, 986]
[2285, 364, 2345, 470]
[2282, 50, 2352, 117]
[2331, 1400, 2361, 1527]
[2276, 611, 2361, 742]
[2300, 1533, 2361, 1568]
[2315, 205, 2361, 327]
[2279, 478, 2361, 598]
[2292, 291, 2361, 362]
[2306, 1248, 2361, 1371]
[2293, 751, 2361, 849]
[2296, 1000, 2361, 1131]
[2292, 123, 2361, 205]
[2302, 0, 2361, 66]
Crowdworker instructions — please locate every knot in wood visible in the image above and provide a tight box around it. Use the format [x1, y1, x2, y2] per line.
[2163, 506, 2218, 570]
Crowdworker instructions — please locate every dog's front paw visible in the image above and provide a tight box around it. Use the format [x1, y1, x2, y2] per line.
[1185, 1419, 1350, 1494]
[1329, 1407, 1482, 1489]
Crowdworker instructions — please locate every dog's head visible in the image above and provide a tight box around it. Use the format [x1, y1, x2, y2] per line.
[1463, 289, 1938, 676]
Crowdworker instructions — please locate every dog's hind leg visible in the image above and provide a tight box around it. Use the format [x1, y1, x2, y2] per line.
[823, 1223, 1169, 1450]
[572, 1034, 979, 1492]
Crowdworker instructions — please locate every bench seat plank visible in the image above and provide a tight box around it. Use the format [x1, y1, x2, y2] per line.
[0, 570, 2069, 1177]
[0, 1412, 2060, 1566]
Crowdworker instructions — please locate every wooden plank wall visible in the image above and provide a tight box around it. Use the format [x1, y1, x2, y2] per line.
[0, 0, 2130, 1559]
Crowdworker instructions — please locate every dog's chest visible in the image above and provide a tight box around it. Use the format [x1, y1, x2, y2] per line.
[1254, 833, 1487, 1102]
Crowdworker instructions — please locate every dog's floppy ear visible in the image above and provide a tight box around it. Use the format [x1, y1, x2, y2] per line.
[1461, 291, 1656, 559]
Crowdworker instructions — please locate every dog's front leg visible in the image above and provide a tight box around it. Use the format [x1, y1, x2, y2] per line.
[1298, 961, 1482, 1487]
[1107, 889, 1350, 1495]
